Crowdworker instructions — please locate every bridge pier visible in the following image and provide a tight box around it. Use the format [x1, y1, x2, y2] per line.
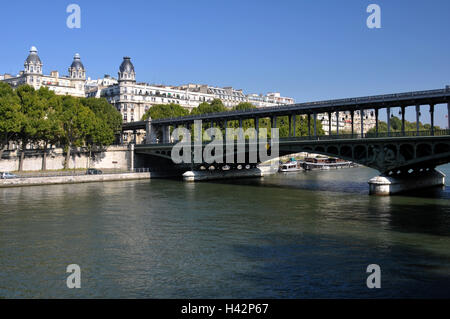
[368, 169, 445, 195]
[374, 109, 378, 137]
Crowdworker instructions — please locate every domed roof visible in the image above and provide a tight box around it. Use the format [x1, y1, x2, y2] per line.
[70, 53, 84, 70]
[25, 46, 42, 64]
[119, 57, 135, 73]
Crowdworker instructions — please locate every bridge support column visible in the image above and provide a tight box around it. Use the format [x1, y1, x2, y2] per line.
[416, 105, 420, 135]
[307, 114, 311, 138]
[351, 111, 354, 136]
[448, 103, 450, 129]
[313, 113, 317, 137]
[328, 112, 331, 136]
[369, 169, 445, 195]
[336, 111, 339, 135]
[239, 118, 243, 130]
[254, 118, 259, 139]
[375, 108, 379, 137]
[162, 125, 170, 143]
[146, 121, 159, 144]
[292, 115, 296, 137]
[401, 106, 406, 136]
[129, 143, 134, 171]
[360, 109, 364, 136]
[430, 104, 435, 136]
[387, 107, 391, 136]
[288, 115, 292, 137]
[271, 116, 277, 129]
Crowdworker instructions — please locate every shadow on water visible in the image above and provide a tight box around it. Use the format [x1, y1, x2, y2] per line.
[231, 231, 450, 298]
[206, 171, 372, 195]
[205, 168, 450, 200]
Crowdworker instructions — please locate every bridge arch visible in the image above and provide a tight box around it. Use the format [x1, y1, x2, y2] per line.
[399, 143, 414, 161]
[417, 143, 432, 158]
[435, 142, 450, 154]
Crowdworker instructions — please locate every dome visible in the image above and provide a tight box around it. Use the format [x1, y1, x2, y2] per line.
[70, 53, 84, 70]
[25, 46, 42, 64]
[119, 57, 135, 73]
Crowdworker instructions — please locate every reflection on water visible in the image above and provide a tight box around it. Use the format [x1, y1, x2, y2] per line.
[1, 165, 450, 298]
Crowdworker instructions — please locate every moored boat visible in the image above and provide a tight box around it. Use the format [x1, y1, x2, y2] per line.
[279, 161, 303, 172]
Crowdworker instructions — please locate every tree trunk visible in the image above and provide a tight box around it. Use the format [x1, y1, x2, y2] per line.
[42, 141, 47, 171]
[65, 146, 71, 169]
[19, 142, 26, 172]
[0, 145, 5, 160]
[88, 149, 92, 169]
[0, 135, 8, 160]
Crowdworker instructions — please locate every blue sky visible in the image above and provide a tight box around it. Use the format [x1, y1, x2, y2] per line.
[0, 0, 449, 126]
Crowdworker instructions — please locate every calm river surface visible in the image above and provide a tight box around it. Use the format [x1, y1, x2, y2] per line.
[1, 165, 450, 298]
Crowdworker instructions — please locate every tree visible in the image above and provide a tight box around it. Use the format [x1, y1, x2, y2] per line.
[190, 99, 227, 115]
[35, 87, 64, 170]
[142, 103, 189, 120]
[15, 85, 48, 171]
[60, 96, 97, 169]
[81, 97, 122, 165]
[80, 97, 122, 135]
[227, 102, 257, 137]
[0, 83, 21, 160]
[233, 102, 256, 111]
[367, 116, 440, 134]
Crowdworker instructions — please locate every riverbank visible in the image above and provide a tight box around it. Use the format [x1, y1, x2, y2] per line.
[0, 172, 151, 188]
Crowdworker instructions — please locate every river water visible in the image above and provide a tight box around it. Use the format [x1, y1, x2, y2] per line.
[1, 165, 450, 298]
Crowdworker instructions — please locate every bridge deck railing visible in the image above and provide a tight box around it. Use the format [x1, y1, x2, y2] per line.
[281, 129, 450, 142]
[150, 88, 450, 124]
[137, 129, 450, 146]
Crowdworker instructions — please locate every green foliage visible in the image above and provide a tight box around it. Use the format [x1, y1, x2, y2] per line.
[60, 96, 96, 147]
[191, 99, 227, 115]
[0, 83, 22, 156]
[368, 116, 439, 134]
[80, 97, 123, 147]
[233, 102, 256, 111]
[142, 103, 189, 120]
[35, 87, 64, 147]
[0, 84, 122, 169]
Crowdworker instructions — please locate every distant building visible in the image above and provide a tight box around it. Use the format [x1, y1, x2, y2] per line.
[319, 110, 376, 134]
[1, 47, 296, 126]
[0, 46, 86, 97]
[3, 47, 374, 136]
[85, 75, 118, 98]
[247, 92, 295, 107]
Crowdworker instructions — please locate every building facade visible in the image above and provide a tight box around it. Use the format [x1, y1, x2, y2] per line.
[0, 47, 375, 136]
[1, 46, 86, 97]
[319, 110, 376, 134]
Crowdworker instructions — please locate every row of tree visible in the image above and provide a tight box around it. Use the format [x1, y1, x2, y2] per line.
[367, 115, 438, 133]
[0, 83, 122, 170]
[142, 99, 325, 139]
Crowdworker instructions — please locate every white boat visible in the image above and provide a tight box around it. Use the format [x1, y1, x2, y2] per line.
[279, 161, 302, 172]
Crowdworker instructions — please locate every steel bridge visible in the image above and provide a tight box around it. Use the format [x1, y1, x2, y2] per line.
[126, 86, 450, 193]
[124, 86, 450, 140]
[135, 129, 450, 177]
